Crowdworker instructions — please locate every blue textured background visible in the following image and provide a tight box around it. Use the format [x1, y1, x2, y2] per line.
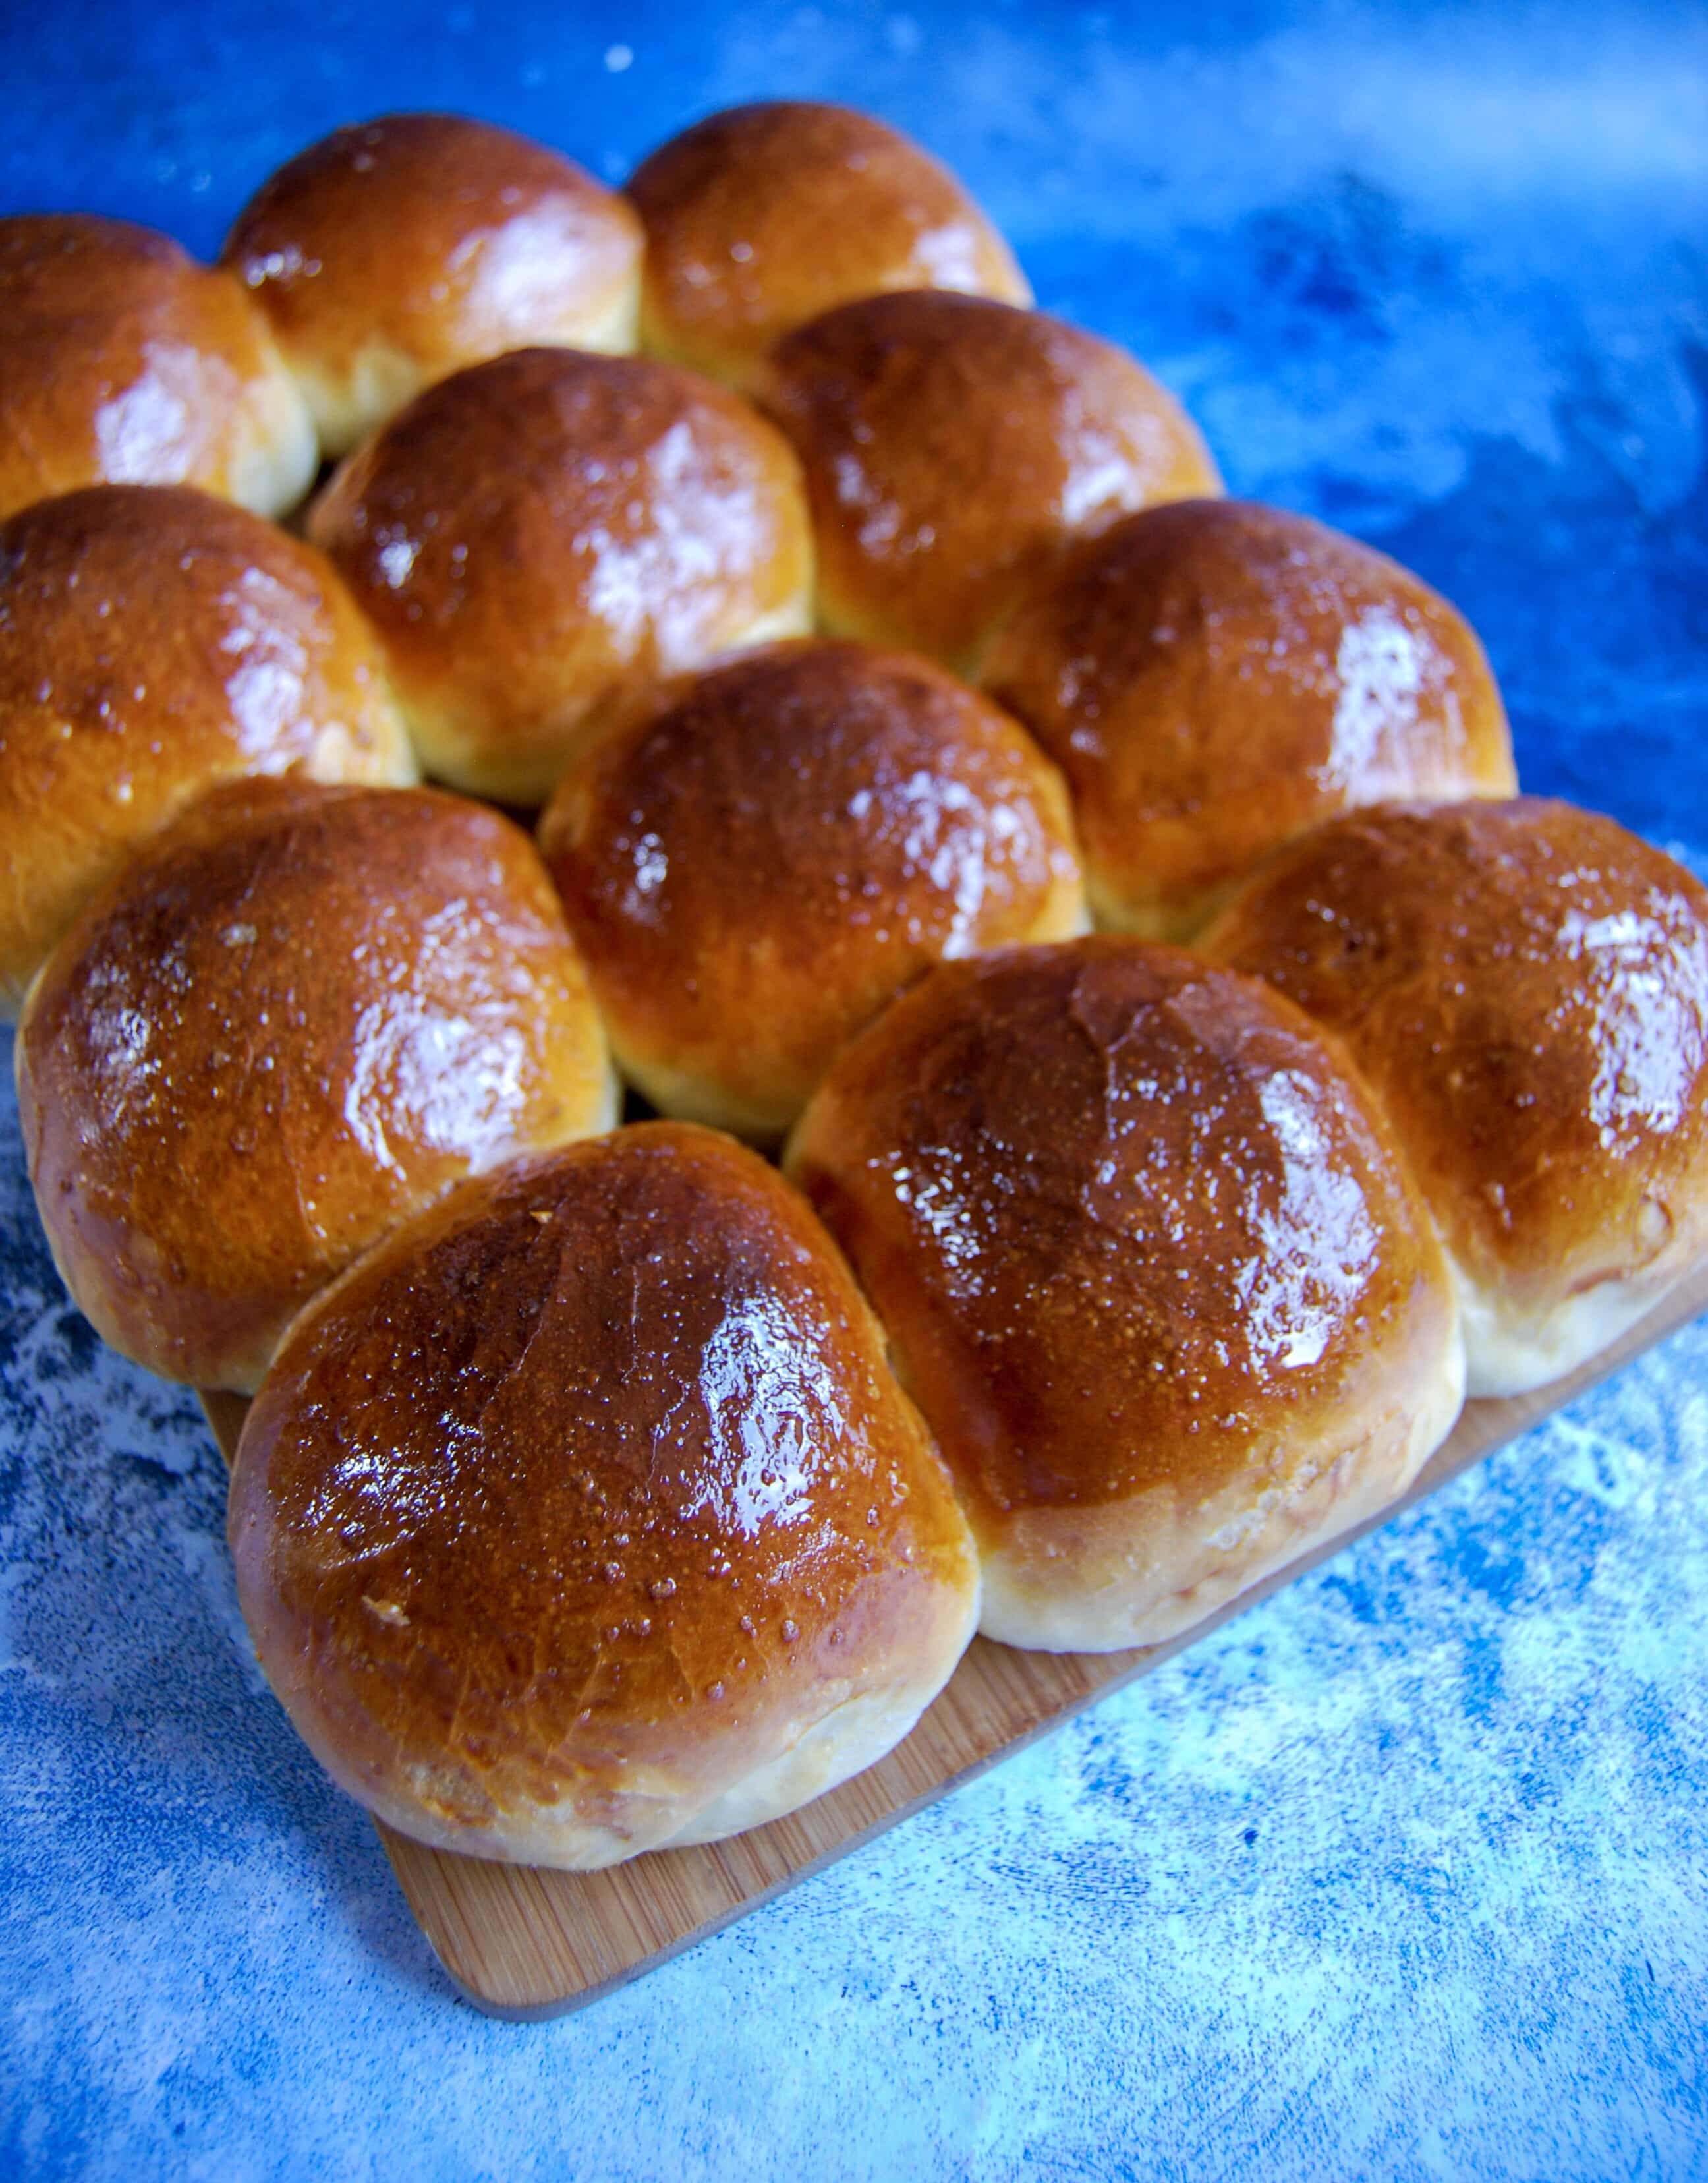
[3, 3, 1707, 2176]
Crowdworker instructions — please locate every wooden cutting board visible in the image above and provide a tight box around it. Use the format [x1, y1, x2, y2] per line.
[201, 1261, 1708, 2021]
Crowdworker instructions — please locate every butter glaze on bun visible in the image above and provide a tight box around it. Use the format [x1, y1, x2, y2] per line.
[224, 114, 644, 455]
[760, 291, 1221, 673]
[308, 347, 813, 803]
[1201, 798, 1708, 1395]
[0, 484, 415, 1013]
[229, 1122, 980, 1867]
[982, 500, 1518, 939]
[18, 778, 616, 1393]
[628, 101, 1029, 391]
[537, 638, 1088, 1141]
[786, 937, 1464, 1650]
[0, 216, 316, 522]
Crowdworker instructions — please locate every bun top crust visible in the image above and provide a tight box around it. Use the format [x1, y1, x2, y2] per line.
[0, 483, 414, 1011]
[537, 639, 1087, 1134]
[982, 499, 1517, 937]
[223, 114, 644, 451]
[17, 777, 613, 1390]
[785, 936, 1455, 1525]
[0, 215, 316, 520]
[628, 101, 1029, 388]
[1201, 797, 1708, 1310]
[228, 1123, 977, 1855]
[760, 291, 1221, 670]
[307, 347, 813, 802]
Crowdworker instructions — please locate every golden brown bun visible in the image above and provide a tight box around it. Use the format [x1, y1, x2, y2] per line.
[0, 484, 416, 1014]
[759, 291, 1221, 674]
[1201, 798, 1708, 1395]
[224, 114, 644, 456]
[308, 348, 813, 803]
[982, 500, 1518, 940]
[229, 1122, 979, 1867]
[17, 777, 616, 1392]
[0, 216, 316, 522]
[627, 101, 1030, 392]
[787, 937, 1464, 1650]
[537, 639, 1088, 1141]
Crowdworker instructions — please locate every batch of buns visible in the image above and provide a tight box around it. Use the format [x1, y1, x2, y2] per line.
[4, 104, 1706, 1872]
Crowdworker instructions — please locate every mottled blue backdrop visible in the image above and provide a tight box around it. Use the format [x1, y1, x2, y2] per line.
[3, 3, 1706, 2177]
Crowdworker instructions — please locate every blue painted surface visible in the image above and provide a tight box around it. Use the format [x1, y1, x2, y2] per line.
[3, 2, 1707, 2174]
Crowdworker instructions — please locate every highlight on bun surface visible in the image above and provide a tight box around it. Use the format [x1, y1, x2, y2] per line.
[536, 637, 1088, 1142]
[628, 100, 1030, 391]
[787, 936, 1464, 1652]
[229, 1122, 981, 1867]
[760, 290, 1222, 674]
[224, 113, 645, 456]
[17, 777, 617, 1393]
[308, 347, 814, 803]
[0, 483, 415, 1014]
[982, 499, 1518, 940]
[0, 215, 317, 523]
[1202, 797, 1708, 1396]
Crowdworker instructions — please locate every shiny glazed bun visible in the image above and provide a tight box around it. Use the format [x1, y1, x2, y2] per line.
[308, 347, 813, 802]
[229, 1122, 980, 1867]
[0, 216, 316, 522]
[537, 639, 1088, 1141]
[982, 500, 1518, 939]
[787, 938, 1464, 1651]
[0, 484, 415, 1014]
[760, 291, 1221, 672]
[627, 101, 1029, 391]
[1202, 798, 1708, 1395]
[18, 778, 616, 1392]
[224, 114, 644, 455]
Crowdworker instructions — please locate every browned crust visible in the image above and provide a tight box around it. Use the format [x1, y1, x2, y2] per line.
[785, 936, 1458, 1532]
[17, 776, 613, 1390]
[306, 347, 813, 800]
[536, 638, 1087, 1134]
[759, 291, 1222, 671]
[224, 114, 642, 399]
[628, 100, 1029, 388]
[227, 1122, 978, 1851]
[0, 483, 413, 1008]
[982, 499, 1517, 937]
[0, 214, 311, 519]
[1200, 797, 1708, 1312]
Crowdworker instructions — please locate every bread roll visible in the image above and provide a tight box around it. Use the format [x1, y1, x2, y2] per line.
[982, 500, 1518, 939]
[308, 348, 813, 802]
[1201, 798, 1708, 1395]
[628, 101, 1029, 390]
[17, 778, 616, 1392]
[224, 114, 644, 455]
[787, 937, 1464, 1650]
[0, 484, 416, 1014]
[228, 1122, 980, 1866]
[537, 639, 1087, 1141]
[760, 291, 1220, 673]
[0, 215, 316, 523]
